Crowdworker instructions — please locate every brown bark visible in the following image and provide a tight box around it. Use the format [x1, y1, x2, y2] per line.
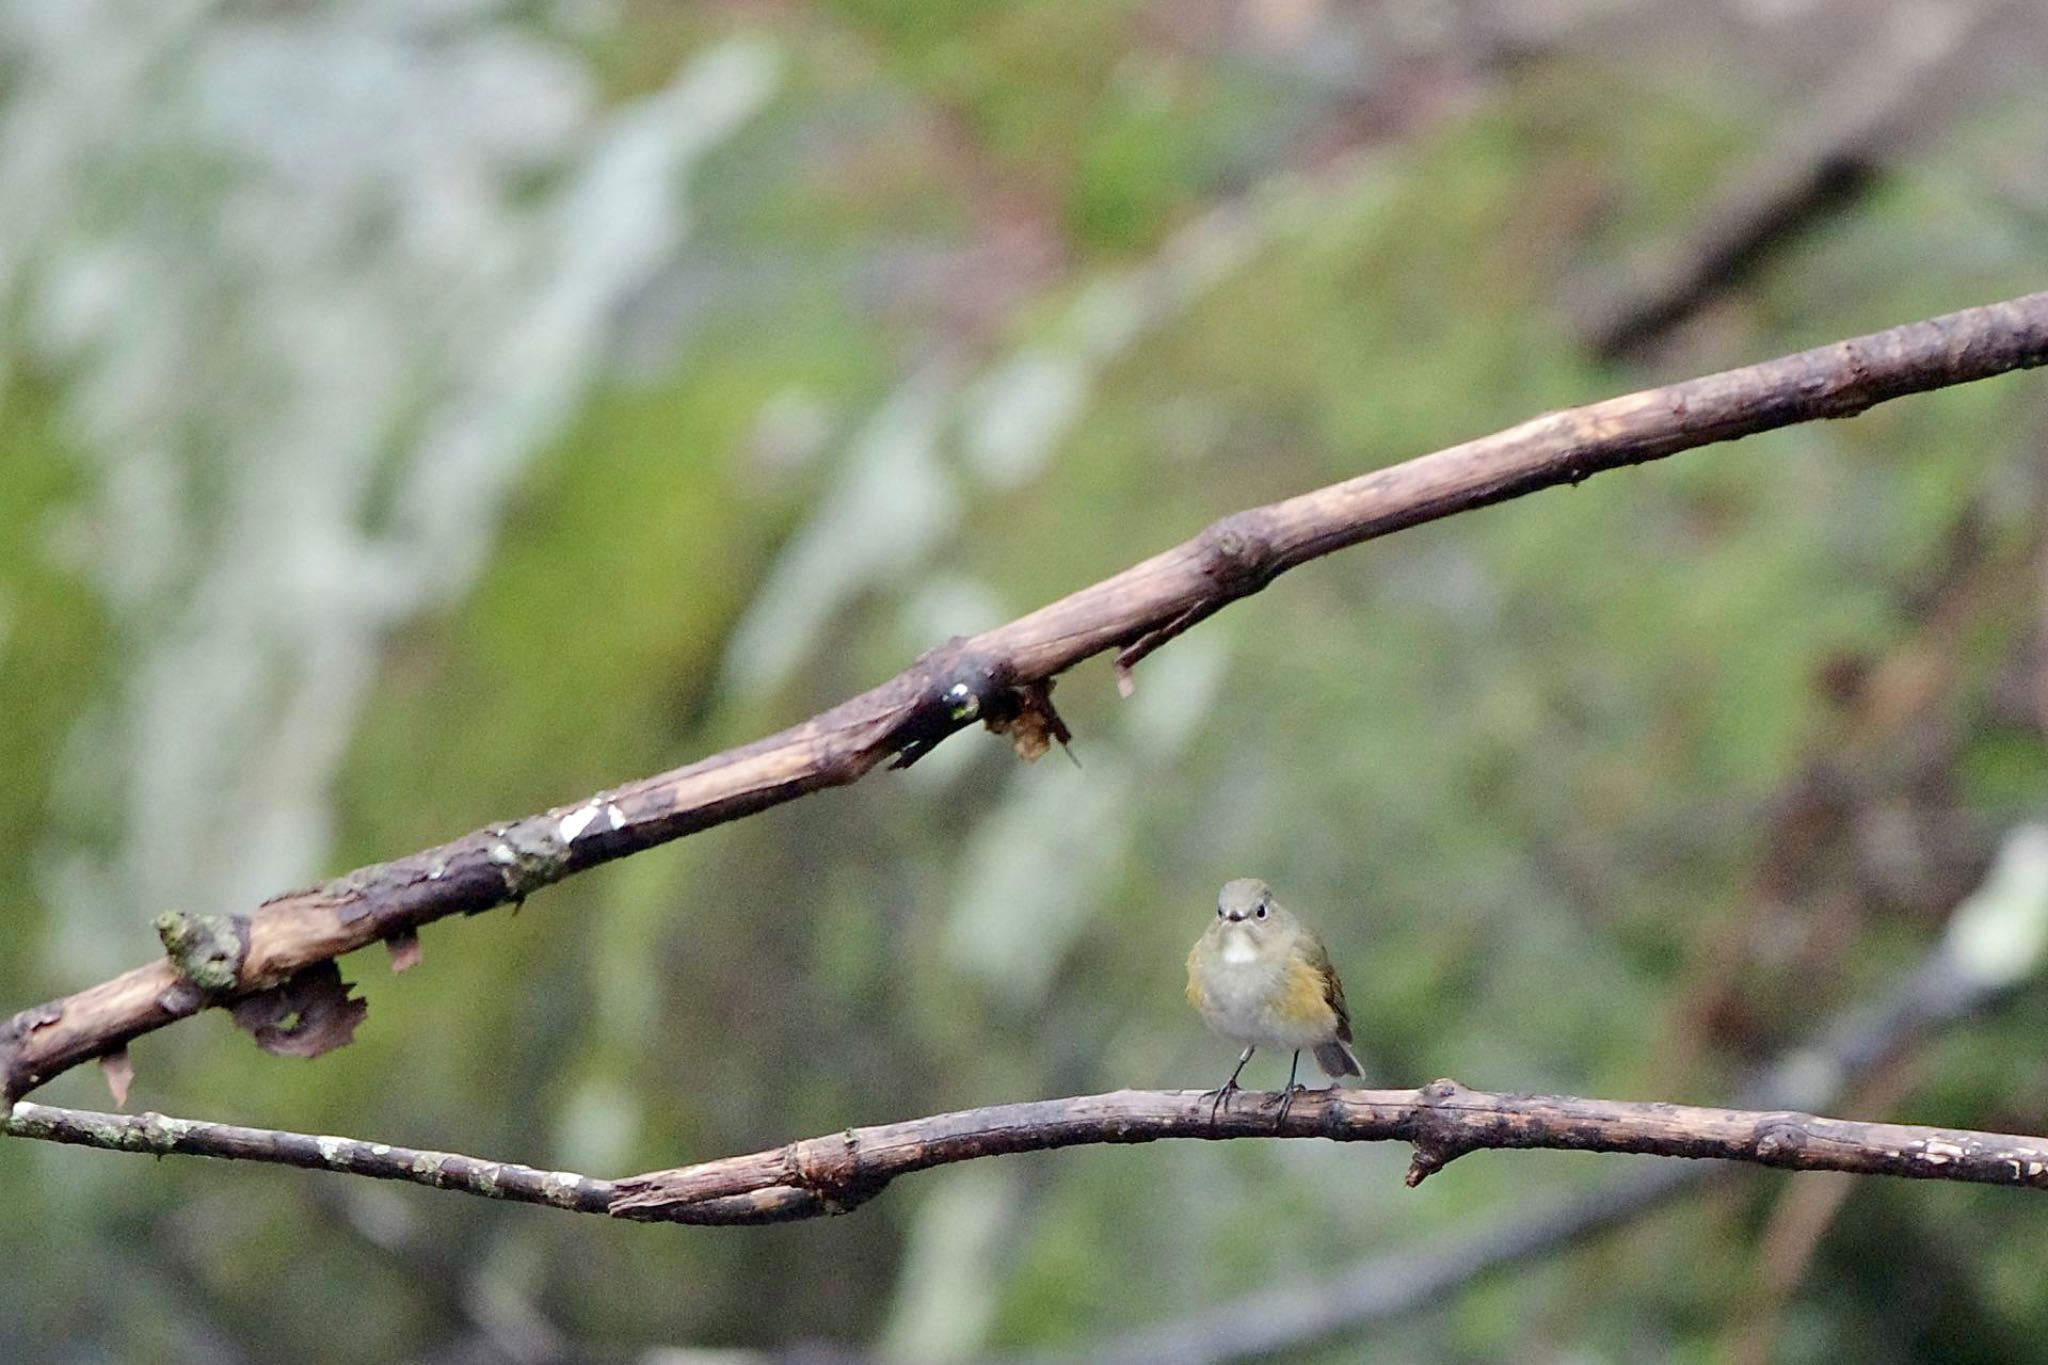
[609, 1080, 2048, 1224]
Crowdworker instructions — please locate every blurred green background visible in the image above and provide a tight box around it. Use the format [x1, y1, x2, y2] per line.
[4, 0, 2048, 1360]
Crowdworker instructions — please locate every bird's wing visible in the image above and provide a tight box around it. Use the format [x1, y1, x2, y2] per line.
[1309, 939, 1353, 1043]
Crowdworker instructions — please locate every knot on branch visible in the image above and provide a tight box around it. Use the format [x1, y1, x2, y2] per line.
[889, 641, 1073, 767]
[784, 1131, 883, 1215]
[0, 1001, 66, 1104]
[1405, 1077, 1480, 1187]
[153, 911, 250, 1002]
[886, 638, 1008, 767]
[482, 818, 573, 901]
[1197, 512, 1279, 596]
[1752, 1113, 1818, 1167]
[325, 821, 574, 928]
[1112, 511, 1282, 692]
[320, 831, 550, 953]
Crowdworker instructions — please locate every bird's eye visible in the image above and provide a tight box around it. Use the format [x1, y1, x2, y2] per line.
[1216, 904, 1226, 918]
[1254, 902, 1268, 920]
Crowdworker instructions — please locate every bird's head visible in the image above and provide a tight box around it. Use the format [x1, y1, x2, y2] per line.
[1214, 877, 1298, 947]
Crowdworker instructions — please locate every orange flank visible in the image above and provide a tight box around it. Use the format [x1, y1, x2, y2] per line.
[1277, 956, 1338, 1029]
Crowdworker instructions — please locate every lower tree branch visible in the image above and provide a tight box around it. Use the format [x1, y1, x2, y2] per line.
[16, 1081, 2048, 1230]
[607, 1084, 2048, 1222]
[5, 292, 2047, 1105]
[20, 1081, 2048, 1230]
[3, 1102, 615, 1216]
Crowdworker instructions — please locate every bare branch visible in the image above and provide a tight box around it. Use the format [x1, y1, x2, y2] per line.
[609, 1080, 2048, 1224]
[4, 1102, 616, 1215]
[5, 291, 2048, 1102]
[19, 1077, 2048, 1233]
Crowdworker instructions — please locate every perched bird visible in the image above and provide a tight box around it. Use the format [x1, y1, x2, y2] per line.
[1186, 877, 1361, 1120]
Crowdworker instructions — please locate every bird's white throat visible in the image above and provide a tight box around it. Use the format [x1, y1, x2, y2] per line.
[1220, 929, 1259, 965]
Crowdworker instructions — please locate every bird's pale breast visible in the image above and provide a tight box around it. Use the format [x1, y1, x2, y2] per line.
[1189, 941, 1338, 1050]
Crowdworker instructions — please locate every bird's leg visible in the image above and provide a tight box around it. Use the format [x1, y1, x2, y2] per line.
[1203, 1047, 1255, 1124]
[1275, 1050, 1304, 1125]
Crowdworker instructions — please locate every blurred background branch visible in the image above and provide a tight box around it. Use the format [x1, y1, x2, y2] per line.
[1562, 0, 2006, 356]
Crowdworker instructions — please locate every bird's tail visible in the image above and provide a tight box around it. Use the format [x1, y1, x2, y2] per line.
[1314, 1039, 1363, 1080]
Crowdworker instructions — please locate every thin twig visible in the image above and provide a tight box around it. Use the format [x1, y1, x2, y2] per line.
[4, 1102, 615, 1215]
[5, 291, 2048, 1103]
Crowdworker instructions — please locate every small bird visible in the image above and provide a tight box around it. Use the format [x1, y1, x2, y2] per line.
[1186, 877, 1361, 1120]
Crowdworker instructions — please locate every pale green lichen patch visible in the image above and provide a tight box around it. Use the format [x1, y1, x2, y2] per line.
[153, 911, 244, 993]
[320, 866, 378, 902]
[154, 1114, 192, 1140]
[485, 818, 571, 896]
[410, 1151, 454, 1185]
[135, 1113, 193, 1150]
[77, 1113, 137, 1148]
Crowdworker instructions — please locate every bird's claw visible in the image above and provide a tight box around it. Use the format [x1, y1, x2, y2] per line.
[1274, 1083, 1309, 1127]
[1201, 1080, 1242, 1126]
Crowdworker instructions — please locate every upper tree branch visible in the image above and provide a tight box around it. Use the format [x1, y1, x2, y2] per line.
[5, 291, 2048, 1102]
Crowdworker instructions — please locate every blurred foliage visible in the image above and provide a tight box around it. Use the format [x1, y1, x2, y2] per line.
[4, 0, 2048, 1362]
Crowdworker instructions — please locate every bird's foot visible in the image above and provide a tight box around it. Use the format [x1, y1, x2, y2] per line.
[1201, 1080, 1242, 1126]
[1274, 1083, 1307, 1127]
